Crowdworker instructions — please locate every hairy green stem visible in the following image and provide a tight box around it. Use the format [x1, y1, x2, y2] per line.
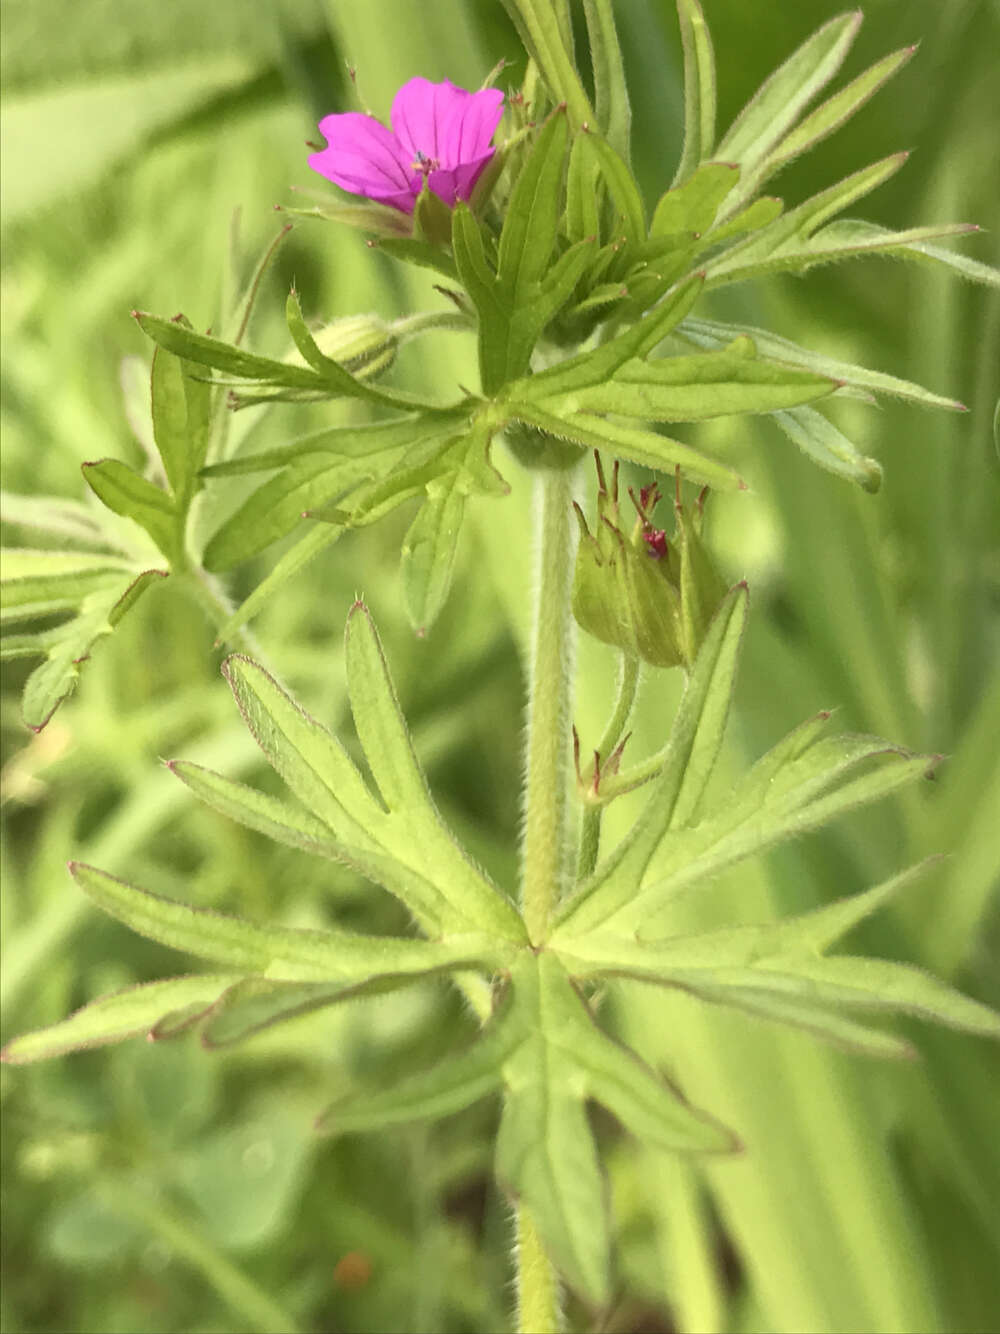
[520, 466, 579, 943]
[392, 309, 475, 340]
[516, 1204, 564, 1333]
[577, 651, 640, 880]
[515, 465, 578, 1331]
[180, 562, 266, 660]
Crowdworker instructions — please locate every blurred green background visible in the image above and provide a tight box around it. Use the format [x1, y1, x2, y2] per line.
[2, 1, 998, 1331]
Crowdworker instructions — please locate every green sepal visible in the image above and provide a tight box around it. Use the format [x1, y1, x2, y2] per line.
[571, 466, 719, 670]
[375, 237, 459, 282]
[413, 186, 454, 248]
[676, 491, 730, 664]
[281, 197, 413, 238]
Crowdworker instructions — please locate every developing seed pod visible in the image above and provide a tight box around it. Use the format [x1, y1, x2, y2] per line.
[571, 454, 727, 670]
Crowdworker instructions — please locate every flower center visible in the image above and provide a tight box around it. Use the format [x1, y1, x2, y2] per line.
[411, 150, 440, 178]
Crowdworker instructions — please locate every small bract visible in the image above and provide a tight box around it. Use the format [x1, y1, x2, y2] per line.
[309, 76, 504, 214]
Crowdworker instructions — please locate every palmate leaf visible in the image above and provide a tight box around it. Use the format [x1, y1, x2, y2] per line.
[317, 950, 735, 1305]
[507, 402, 746, 493]
[81, 459, 180, 561]
[400, 468, 467, 636]
[210, 610, 526, 942]
[679, 315, 965, 412]
[454, 109, 573, 394]
[0, 551, 167, 730]
[554, 853, 1000, 1057]
[673, 0, 716, 185]
[0, 976, 242, 1064]
[543, 337, 837, 422]
[68, 863, 504, 983]
[714, 11, 862, 213]
[554, 585, 941, 939]
[134, 309, 451, 416]
[582, 0, 631, 162]
[652, 162, 739, 239]
[498, 0, 593, 131]
[149, 314, 212, 504]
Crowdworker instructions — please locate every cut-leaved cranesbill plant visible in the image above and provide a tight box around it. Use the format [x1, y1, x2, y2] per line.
[6, 591, 999, 1311]
[2, 1, 998, 1330]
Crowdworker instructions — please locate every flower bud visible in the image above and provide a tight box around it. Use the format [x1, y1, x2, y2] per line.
[308, 314, 398, 377]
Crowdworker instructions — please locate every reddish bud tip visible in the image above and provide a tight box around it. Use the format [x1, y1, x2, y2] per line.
[643, 529, 668, 559]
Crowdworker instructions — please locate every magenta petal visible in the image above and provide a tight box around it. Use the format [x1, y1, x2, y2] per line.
[428, 150, 495, 207]
[391, 78, 467, 166]
[438, 88, 505, 166]
[310, 79, 504, 215]
[309, 111, 413, 199]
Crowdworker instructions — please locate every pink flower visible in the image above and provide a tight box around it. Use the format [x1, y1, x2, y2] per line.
[309, 77, 504, 215]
